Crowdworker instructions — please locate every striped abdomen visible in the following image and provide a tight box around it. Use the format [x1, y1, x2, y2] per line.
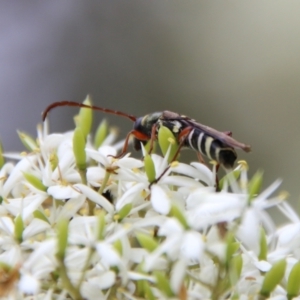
[183, 128, 237, 169]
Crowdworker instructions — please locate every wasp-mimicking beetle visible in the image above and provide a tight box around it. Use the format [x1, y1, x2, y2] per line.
[42, 101, 251, 169]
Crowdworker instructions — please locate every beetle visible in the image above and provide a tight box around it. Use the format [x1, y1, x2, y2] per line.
[42, 101, 251, 169]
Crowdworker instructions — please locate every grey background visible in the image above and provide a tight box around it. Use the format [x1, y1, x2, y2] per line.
[1, 1, 300, 219]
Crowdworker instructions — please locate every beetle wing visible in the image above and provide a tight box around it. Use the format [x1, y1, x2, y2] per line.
[161, 111, 251, 152]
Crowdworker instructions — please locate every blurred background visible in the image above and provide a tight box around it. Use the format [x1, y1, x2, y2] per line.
[1, 1, 300, 221]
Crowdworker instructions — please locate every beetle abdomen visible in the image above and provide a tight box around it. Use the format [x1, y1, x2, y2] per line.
[184, 128, 237, 168]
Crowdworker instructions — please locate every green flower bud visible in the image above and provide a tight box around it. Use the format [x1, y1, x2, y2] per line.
[136, 232, 158, 252]
[77, 95, 93, 138]
[96, 211, 106, 240]
[94, 119, 108, 149]
[158, 126, 179, 163]
[73, 127, 87, 170]
[144, 154, 156, 183]
[219, 169, 241, 190]
[117, 203, 132, 221]
[14, 215, 24, 243]
[287, 262, 300, 300]
[229, 254, 243, 286]
[169, 204, 189, 230]
[49, 153, 59, 171]
[56, 219, 69, 260]
[23, 172, 47, 191]
[258, 227, 268, 261]
[17, 130, 38, 152]
[248, 170, 263, 203]
[260, 259, 286, 297]
[225, 232, 240, 267]
[0, 141, 5, 169]
[113, 239, 122, 255]
[153, 270, 173, 297]
[33, 210, 49, 224]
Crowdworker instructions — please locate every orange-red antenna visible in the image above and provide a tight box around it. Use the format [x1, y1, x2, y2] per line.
[42, 101, 137, 122]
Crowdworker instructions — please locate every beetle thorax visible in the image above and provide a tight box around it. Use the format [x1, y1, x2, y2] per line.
[134, 112, 163, 135]
[158, 119, 184, 136]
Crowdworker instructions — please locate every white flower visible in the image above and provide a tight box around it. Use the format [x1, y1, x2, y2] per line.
[1, 113, 300, 299]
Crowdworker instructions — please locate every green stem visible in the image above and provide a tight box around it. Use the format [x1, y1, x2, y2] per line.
[56, 256, 83, 300]
[76, 247, 94, 290]
[79, 169, 87, 185]
[98, 170, 111, 195]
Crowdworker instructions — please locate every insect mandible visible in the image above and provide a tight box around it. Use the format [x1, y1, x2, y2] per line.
[42, 101, 251, 169]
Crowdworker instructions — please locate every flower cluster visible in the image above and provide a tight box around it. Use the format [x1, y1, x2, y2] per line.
[0, 98, 299, 299]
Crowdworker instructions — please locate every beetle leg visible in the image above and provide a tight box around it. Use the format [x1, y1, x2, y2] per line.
[167, 126, 194, 162]
[148, 124, 158, 154]
[111, 130, 149, 159]
[149, 127, 192, 186]
[196, 152, 205, 164]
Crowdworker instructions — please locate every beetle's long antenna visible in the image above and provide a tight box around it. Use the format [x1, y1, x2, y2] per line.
[42, 101, 137, 122]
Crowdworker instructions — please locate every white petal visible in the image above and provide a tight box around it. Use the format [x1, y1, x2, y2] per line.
[81, 282, 105, 300]
[2, 156, 37, 197]
[161, 175, 204, 188]
[174, 162, 214, 186]
[151, 154, 168, 176]
[23, 219, 51, 240]
[186, 191, 245, 229]
[0, 217, 14, 235]
[21, 194, 48, 221]
[18, 273, 40, 294]
[47, 185, 81, 199]
[150, 185, 171, 215]
[88, 271, 116, 289]
[56, 195, 86, 220]
[128, 271, 155, 282]
[129, 248, 149, 264]
[23, 240, 56, 271]
[180, 231, 204, 261]
[190, 162, 215, 184]
[96, 242, 120, 267]
[117, 157, 144, 169]
[144, 235, 180, 271]
[277, 223, 300, 246]
[115, 182, 146, 211]
[86, 146, 114, 166]
[170, 259, 186, 294]
[237, 208, 260, 254]
[98, 145, 117, 157]
[42, 133, 65, 151]
[86, 166, 105, 187]
[65, 248, 89, 271]
[74, 184, 114, 214]
[158, 218, 183, 236]
[255, 260, 271, 272]
[4, 194, 46, 221]
[255, 179, 282, 202]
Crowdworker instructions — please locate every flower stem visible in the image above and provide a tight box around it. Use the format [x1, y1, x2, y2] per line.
[98, 170, 110, 195]
[56, 256, 83, 300]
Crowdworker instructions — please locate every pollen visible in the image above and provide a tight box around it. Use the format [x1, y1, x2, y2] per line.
[79, 207, 88, 215]
[278, 191, 289, 201]
[113, 214, 120, 221]
[238, 160, 249, 170]
[170, 161, 179, 167]
[167, 137, 175, 144]
[141, 189, 148, 198]
[209, 160, 218, 166]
